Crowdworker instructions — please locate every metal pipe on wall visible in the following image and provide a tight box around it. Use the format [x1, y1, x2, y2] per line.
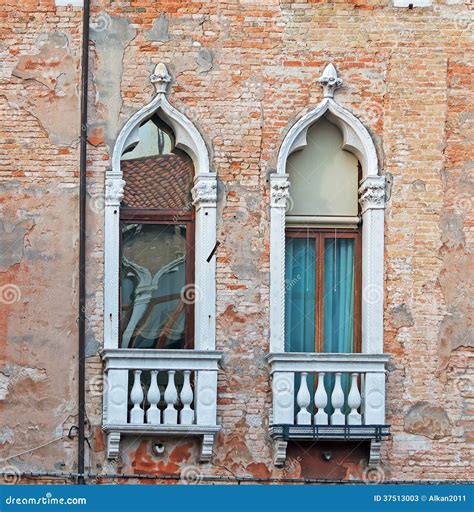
[78, 0, 91, 486]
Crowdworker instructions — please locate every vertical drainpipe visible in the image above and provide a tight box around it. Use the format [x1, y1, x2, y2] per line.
[78, 0, 91, 485]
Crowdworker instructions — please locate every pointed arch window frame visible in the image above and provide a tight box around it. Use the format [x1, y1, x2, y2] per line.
[103, 64, 218, 353]
[267, 64, 390, 466]
[269, 65, 386, 357]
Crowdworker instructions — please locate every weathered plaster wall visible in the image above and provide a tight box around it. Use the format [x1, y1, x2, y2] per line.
[0, 0, 472, 483]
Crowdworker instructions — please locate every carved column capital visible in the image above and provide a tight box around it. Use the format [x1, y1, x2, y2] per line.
[105, 177, 126, 206]
[359, 176, 386, 214]
[192, 174, 217, 207]
[270, 174, 290, 209]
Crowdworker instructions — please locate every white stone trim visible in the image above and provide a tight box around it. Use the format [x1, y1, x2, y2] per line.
[55, 0, 83, 5]
[267, 353, 390, 374]
[270, 62, 386, 358]
[102, 347, 222, 462]
[269, 174, 290, 354]
[268, 63, 389, 465]
[276, 100, 378, 180]
[104, 63, 217, 352]
[102, 348, 222, 370]
[393, 0, 432, 6]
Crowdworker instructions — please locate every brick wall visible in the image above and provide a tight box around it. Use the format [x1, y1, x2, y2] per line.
[0, 0, 472, 483]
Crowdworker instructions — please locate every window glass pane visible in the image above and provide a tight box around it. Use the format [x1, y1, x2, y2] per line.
[121, 223, 188, 349]
[284, 237, 316, 352]
[286, 118, 359, 217]
[122, 117, 174, 160]
[121, 117, 194, 210]
[323, 237, 355, 353]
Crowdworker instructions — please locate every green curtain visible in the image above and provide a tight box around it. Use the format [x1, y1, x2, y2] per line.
[285, 237, 316, 419]
[284, 237, 316, 353]
[323, 237, 355, 353]
[323, 237, 355, 414]
[284, 236, 355, 419]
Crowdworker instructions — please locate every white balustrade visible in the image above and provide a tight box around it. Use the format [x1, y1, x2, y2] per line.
[347, 372, 362, 425]
[268, 353, 389, 428]
[130, 370, 144, 424]
[102, 349, 222, 461]
[314, 372, 328, 425]
[128, 369, 197, 426]
[180, 370, 195, 425]
[296, 372, 311, 425]
[146, 369, 161, 425]
[102, 349, 222, 428]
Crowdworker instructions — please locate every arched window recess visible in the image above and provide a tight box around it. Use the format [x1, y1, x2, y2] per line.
[102, 63, 221, 463]
[268, 64, 389, 466]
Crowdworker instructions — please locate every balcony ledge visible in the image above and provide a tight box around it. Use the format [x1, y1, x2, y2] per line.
[266, 352, 390, 373]
[267, 351, 390, 466]
[269, 424, 390, 441]
[102, 348, 223, 371]
[103, 424, 221, 436]
[101, 349, 223, 462]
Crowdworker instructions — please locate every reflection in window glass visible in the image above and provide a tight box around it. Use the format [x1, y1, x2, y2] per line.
[120, 223, 188, 349]
[122, 116, 173, 160]
[120, 116, 194, 211]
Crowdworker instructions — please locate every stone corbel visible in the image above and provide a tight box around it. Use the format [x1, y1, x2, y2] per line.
[273, 439, 288, 466]
[200, 434, 215, 463]
[359, 176, 386, 213]
[105, 431, 217, 463]
[106, 432, 121, 459]
[369, 440, 382, 466]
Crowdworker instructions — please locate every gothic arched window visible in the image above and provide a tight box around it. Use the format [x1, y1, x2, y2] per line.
[120, 117, 195, 349]
[284, 117, 362, 355]
[268, 64, 389, 466]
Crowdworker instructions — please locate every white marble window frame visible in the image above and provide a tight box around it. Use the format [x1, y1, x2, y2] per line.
[393, 0, 432, 7]
[270, 66, 386, 357]
[103, 64, 218, 353]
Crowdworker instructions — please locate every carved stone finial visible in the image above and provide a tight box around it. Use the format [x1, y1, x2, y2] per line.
[318, 63, 343, 99]
[150, 62, 171, 95]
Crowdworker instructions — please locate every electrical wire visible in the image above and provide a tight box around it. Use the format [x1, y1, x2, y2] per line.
[0, 435, 68, 463]
[0, 469, 470, 486]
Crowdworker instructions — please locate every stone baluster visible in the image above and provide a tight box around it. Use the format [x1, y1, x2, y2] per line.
[130, 370, 144, 424]
[330, 372, 345, 425]
[296, 372, 311, 425]
[314, 372, 328, 425]
[163, 370, 178, 425]
[347, 373, 362, 425]
[180, 370, 195, 425]
[146, 370, 161, 425]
